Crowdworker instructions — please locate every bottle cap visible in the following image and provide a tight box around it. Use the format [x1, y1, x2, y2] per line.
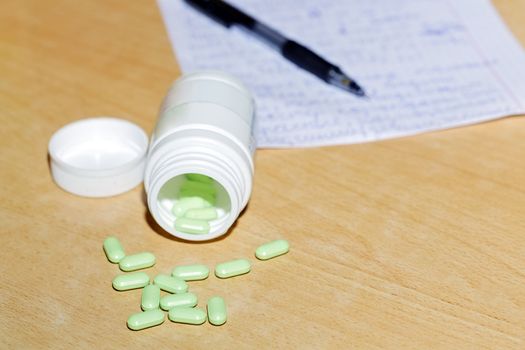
[48, 117, 148, 197]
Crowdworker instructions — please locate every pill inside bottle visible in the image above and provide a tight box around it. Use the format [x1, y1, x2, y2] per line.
[157, 174, 231, 237]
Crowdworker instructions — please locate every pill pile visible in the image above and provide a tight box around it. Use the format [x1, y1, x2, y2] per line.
[172, 174, 219, 235]
[103, 236, 290, 331]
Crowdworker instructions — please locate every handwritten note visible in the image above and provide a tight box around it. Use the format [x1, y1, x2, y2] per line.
[158, 0, 525, 147]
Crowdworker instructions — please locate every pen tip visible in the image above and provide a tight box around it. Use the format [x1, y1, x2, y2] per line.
[349, 81, 366, 97]
[327, 68, 367, 98]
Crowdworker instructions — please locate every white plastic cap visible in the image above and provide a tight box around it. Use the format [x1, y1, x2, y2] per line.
[48, 117, 148, 197]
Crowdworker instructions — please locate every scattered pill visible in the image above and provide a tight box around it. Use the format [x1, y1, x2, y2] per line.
[119, 252, 156, 272]
[172, 197, 212, 217]
[154, 274, 188, 294]
[186, 173, 214, 184]
[141, 284, 161, 311]
[160, 293, 198, 311]
[112, 272, 149, 291]
[215, 259, 251, 279]
[172, 264, 210, 281]
[107, 234, 291, 330]
[175, 217, 210, 235]
[168, 307, 207, 325]
[207, 296, 227, 326]
[103, 236, 125, 263]
[255, 239, 290, 260]
[183, 207, 218, 221]
[127, 309, 165, 331]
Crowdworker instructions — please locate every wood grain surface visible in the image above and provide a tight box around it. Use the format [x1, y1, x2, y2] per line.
[1, 1, 524, 349]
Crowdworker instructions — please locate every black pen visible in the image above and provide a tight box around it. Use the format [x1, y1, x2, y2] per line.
[184, 0, 367, 97]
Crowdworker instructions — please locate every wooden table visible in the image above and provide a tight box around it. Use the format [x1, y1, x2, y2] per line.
[1, 1, 524, 348]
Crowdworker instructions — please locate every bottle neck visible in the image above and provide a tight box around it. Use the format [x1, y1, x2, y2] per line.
[145, 130, 253, 241]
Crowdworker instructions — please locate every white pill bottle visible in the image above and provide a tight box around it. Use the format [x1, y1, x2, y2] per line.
[144, 72, 256, 241]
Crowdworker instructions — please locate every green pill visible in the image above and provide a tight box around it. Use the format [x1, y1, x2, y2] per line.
[168, 307, 207, 325]
[172, 197, 211, 217]
[154, 274, 188, 294]
[215, 259, 251, 279]
[160, 292, 198, 311]
[141, 284, 161, 311]
[185, 173, 214, 184]
[255, 239, 290, 260]
[207, 296, 227, 326]
[127, 309, 165, 331]
[180, 180, 216, 196]
[112, 272, 149, 291]
[103, 236, 125, 263]
[119, 252, 155, 272]
[179, 191, 216, 206]
[184, 207, 218, 221]
[172, 264, 209, 281]
[175, 217, 210, 235]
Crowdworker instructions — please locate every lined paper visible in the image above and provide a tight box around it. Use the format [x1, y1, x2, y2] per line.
[158, 0, 525, 147]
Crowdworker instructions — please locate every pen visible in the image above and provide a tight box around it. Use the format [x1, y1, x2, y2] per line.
[184, 0, 367, 97]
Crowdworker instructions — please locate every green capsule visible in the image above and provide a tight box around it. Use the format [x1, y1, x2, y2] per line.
[112, 272, 149, 291]
[103, 236, 125, 263]
[172, 264, 209, 281]
[168, 307, 206, 325]
[172, 197, 212, 217]
[175, 217, 210, 235]
[141, 284, 161, 311]
[255, 239, 290, 260]
[180, 180, 216, 196]
[207, 296, 227, 326]
[154, 274, 188, 294]
[160, 293, 198, 311]
[183, 207, 218, 221]
[215, 259, 251, 279]
[119, 252, 155, 272]
[179, 191, 216, 206]
[185, 173, 214, 184]
[127, 309, 165, 331]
